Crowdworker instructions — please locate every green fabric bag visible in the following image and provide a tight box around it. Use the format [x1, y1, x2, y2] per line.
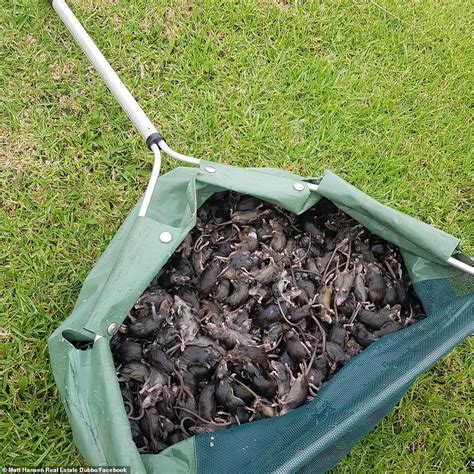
[49, 162, 473, 473]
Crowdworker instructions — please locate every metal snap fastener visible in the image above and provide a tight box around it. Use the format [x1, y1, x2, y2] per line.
[293, 182, 305, 191]
[107, 323, 118, 336]
[160, 231, 172, 243]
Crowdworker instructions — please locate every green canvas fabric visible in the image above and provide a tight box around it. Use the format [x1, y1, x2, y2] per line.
[316, 172, 459, 264]
[48, 163, 473, 473]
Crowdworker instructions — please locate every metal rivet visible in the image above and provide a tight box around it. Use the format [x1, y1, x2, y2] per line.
[205, 166, 216, 173]
[160, 231, 172, 243]
[293, 182, 305, 191]
[107, 323, 118, 336]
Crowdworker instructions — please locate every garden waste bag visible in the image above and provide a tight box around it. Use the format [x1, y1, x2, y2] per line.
[49, 162, 473, 473]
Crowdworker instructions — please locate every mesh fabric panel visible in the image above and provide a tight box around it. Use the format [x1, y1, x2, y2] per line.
[195, 278, 473, 473]
[449, 273, 474, 297]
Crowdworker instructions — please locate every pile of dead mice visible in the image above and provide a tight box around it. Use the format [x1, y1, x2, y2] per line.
[111, 193, 425, 453]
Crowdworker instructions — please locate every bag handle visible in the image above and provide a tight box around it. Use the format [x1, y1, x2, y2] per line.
[48, 0, 199, 216]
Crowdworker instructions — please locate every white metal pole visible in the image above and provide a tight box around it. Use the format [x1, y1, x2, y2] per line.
[138, 144, 161, 217]
[447, 256, 474, 275]
[49, 0, 200, 219]
[50, 0, 158, 143]
[50, 0, 200, 164]
[157, 140, 200, 165]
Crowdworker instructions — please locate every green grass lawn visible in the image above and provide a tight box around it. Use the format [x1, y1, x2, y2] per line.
[1, 0, 472, 470]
